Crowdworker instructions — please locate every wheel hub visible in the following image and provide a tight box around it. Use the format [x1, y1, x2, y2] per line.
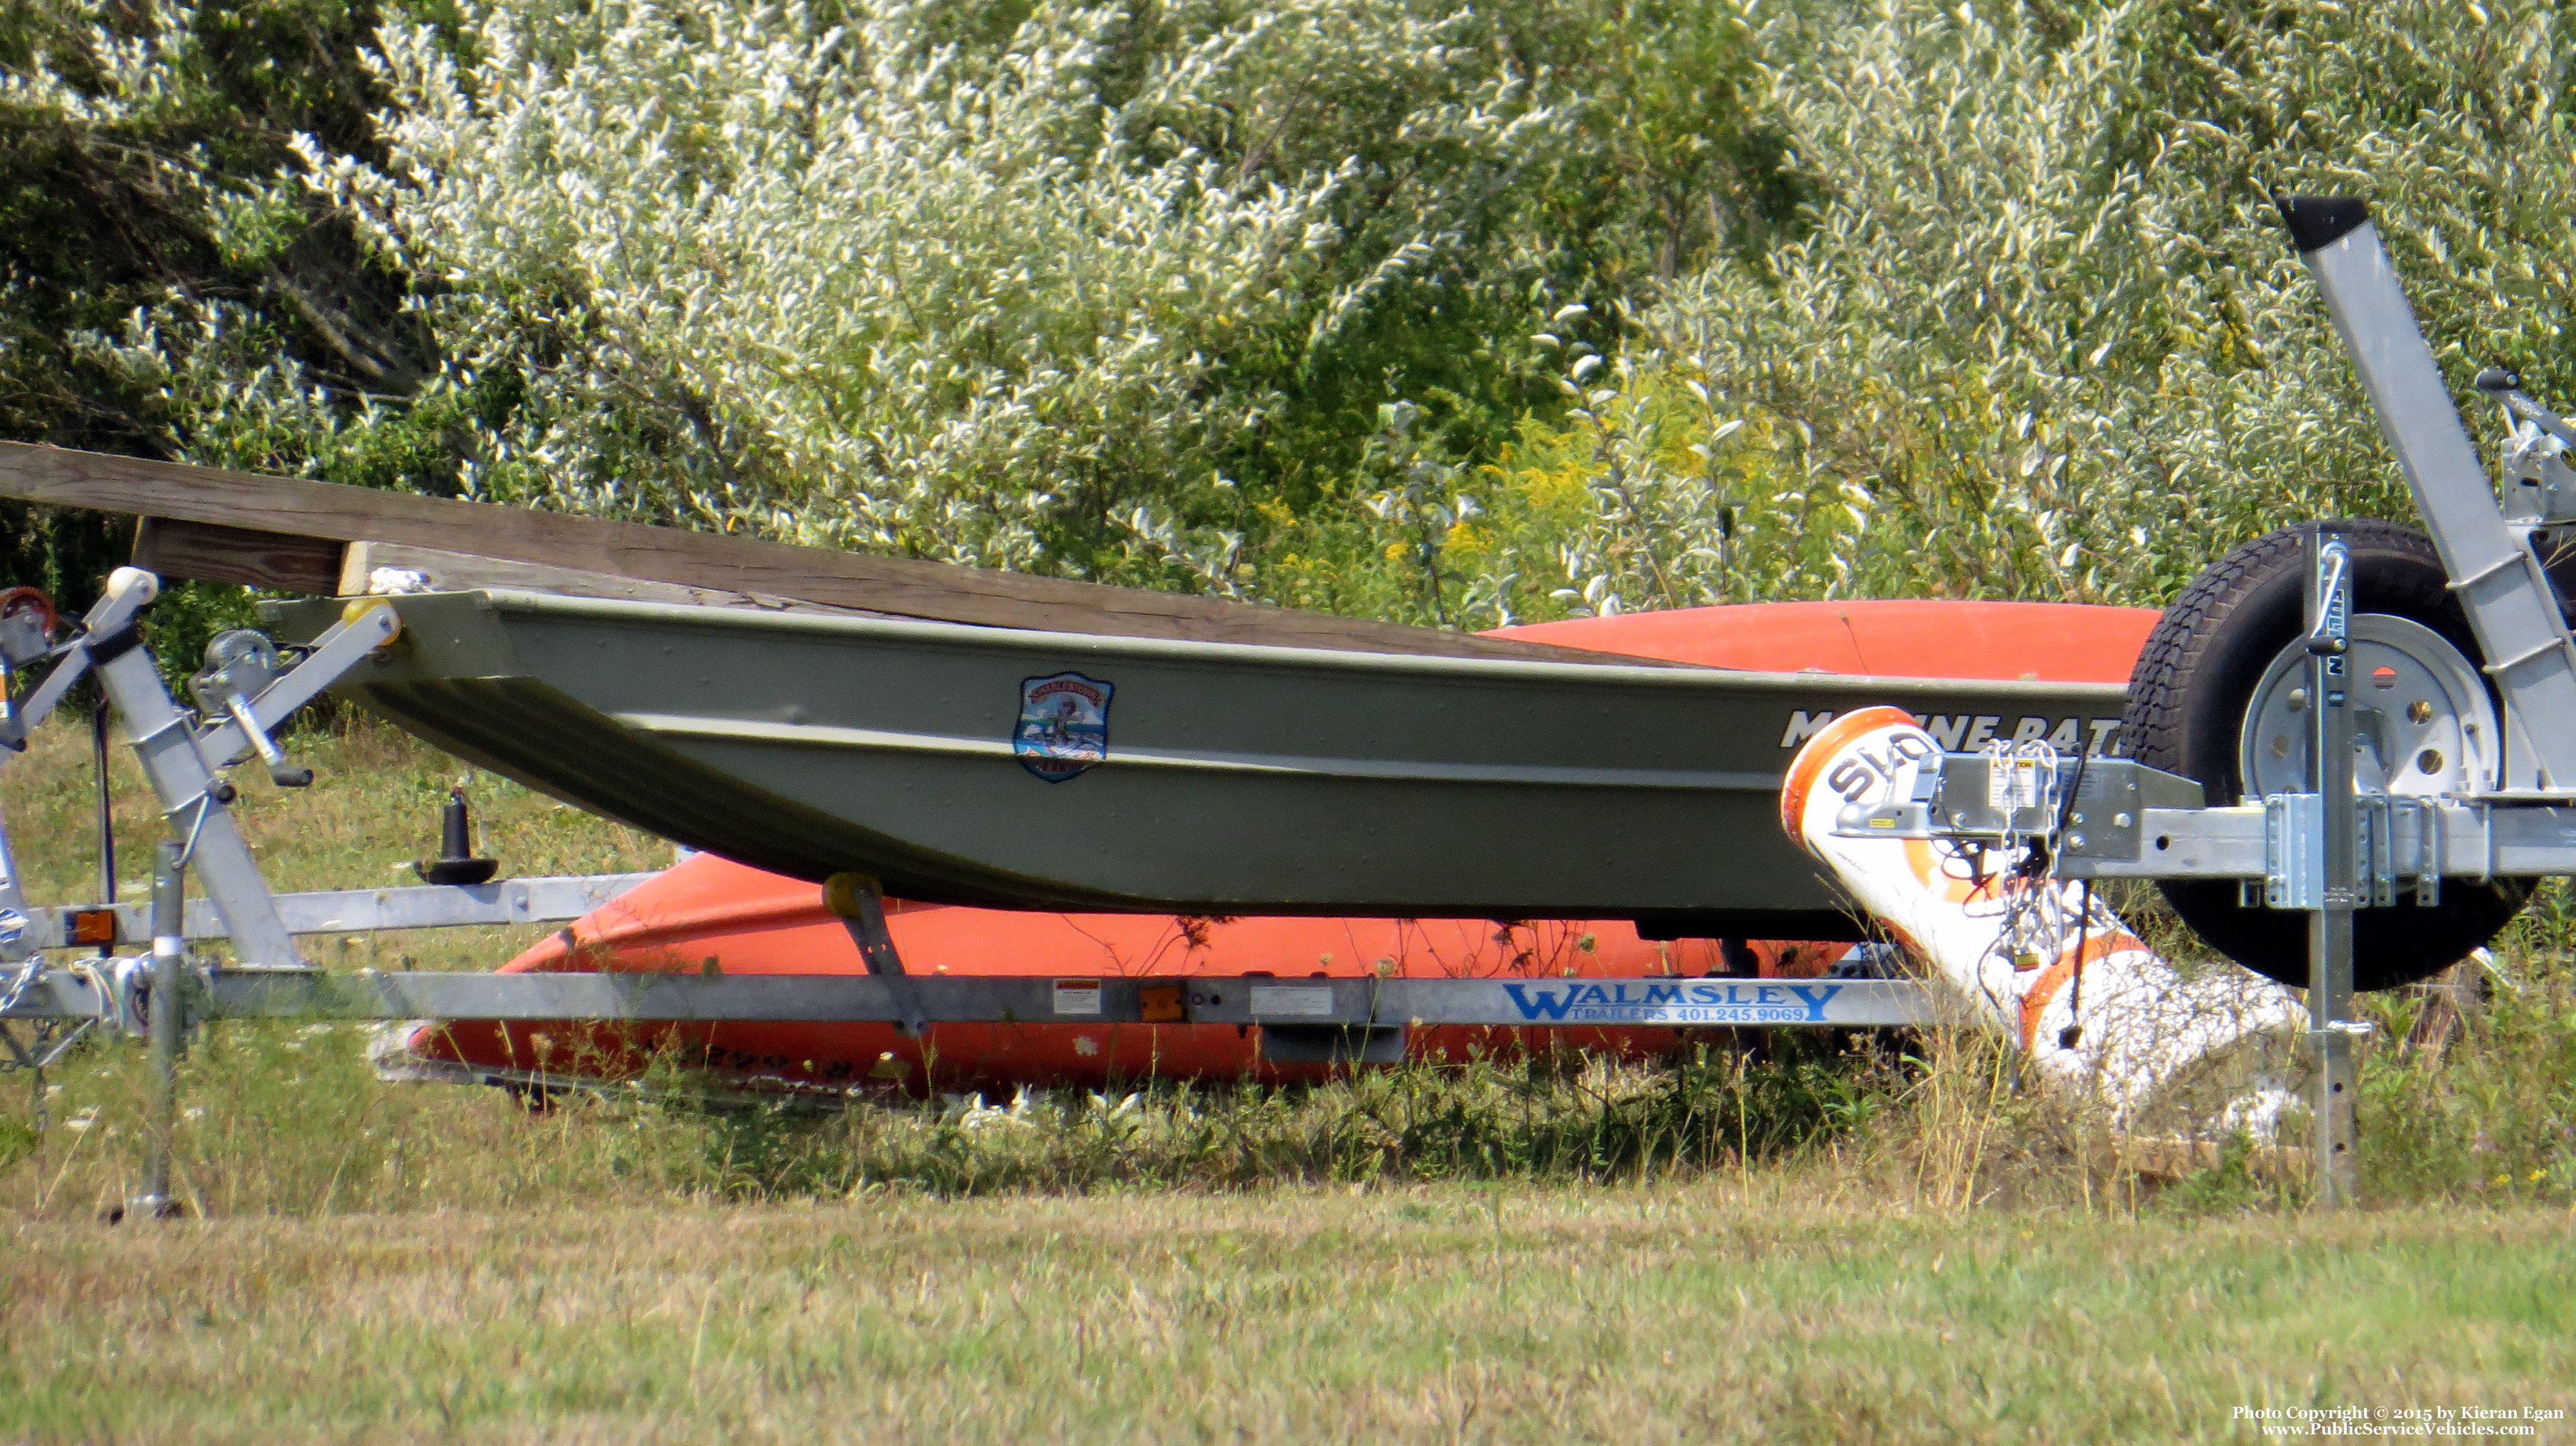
[2239, 613, 2498, 798]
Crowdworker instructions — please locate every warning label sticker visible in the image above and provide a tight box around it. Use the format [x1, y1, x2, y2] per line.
[1248, 986, 1336, 1018]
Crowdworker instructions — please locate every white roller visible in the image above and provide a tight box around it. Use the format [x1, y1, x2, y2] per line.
[1780, 707, 2306, 1123]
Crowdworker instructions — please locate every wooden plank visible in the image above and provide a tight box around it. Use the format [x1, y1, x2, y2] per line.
[0, 442, 1678, 666]
[132, 517, 346, 593]
[339, 541, 890, 618]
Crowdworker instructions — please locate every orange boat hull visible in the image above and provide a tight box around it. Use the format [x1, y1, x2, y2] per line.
[393, 853, 1840, 1094]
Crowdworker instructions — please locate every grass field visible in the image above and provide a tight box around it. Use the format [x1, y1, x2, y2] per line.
[5, 718, 2576, 1441]
[8, 1194, 2574, 1443]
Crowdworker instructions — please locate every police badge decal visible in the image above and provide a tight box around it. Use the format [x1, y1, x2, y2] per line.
[1013, 672, 1114, 782]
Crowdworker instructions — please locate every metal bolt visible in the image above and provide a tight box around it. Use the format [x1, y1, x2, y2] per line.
[2113, 811, 2132, 827]
[2289, 688, 2308, 712]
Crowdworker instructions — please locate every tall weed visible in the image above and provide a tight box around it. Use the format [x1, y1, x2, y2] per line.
[11, 949, 2576, 1216]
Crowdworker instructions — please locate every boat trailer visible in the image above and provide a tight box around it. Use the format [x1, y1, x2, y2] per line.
[0, 568, 1944, 1218]
[3, 196, 2571, 1212]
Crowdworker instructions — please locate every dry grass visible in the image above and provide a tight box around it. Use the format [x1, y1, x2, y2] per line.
[6, 1190, 2573, 1444]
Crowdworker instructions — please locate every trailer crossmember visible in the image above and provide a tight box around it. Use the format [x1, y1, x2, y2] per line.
[0, 966, 1936, 1031]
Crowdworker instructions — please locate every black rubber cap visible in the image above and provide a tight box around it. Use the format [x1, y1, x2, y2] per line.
[415, 856, 499, 887]
[2276, 194, 2372, 253]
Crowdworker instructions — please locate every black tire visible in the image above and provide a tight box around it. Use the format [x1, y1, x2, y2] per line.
[2121, 520, 2529, 991]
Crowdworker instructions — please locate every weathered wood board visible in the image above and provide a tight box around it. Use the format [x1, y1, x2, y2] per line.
[339, 541, 888, 618]
[0, 442, 1667, 665]
[132, 517, 346, 594]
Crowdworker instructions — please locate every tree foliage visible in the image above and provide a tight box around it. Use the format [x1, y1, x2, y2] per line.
[1483, 0, 2576, 619]
[8, 0, 2576, 630]
[5, 0, 1790, 605]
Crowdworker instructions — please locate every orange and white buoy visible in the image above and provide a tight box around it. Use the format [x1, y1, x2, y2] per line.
[1781, 708, 2304, 1123]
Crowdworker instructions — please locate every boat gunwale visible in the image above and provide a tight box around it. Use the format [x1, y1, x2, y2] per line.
[613, 710, 1792, 792]
[346, 589, 2134, 701]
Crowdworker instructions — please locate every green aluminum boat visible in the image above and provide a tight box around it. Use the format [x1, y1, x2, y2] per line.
[269, 591, 2128, 939]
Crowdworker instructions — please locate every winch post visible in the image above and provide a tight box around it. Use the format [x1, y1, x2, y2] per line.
[133, 840, 186, 1221]
[2282, 196, 2576, 789]
[2306, 528, 2362, 1207]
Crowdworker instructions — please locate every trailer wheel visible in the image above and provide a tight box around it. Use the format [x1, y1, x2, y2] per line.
[2120, 520, 2530, 991]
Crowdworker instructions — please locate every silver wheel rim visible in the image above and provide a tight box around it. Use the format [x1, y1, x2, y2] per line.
[2239, 612, 2499, 799]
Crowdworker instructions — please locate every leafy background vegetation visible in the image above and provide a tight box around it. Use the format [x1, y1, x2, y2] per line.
[12, 0, 2576, 632]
